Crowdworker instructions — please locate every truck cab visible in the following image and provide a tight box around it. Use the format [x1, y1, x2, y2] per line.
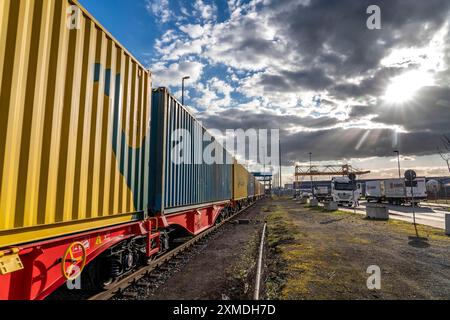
[331, 177, 360, 207]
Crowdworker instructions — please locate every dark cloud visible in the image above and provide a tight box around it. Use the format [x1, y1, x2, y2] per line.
[350, 86, 450, 134]
[175, 0, 450, 163]
[231, 0, 450, 162]
[281, 128, 450, 166]
[203, 106, 450, 166]
[330, 66, 415, 100]
[257, 68, 334, 92]
[200, 109, 341, 131]
[268, 0, 450, 76]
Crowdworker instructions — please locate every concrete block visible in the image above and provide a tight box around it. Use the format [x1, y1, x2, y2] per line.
[446, 214, 450, 236]
[324, 201, 338, 211]
[308, 198, 319, 207]
[366, 203, 389, 220]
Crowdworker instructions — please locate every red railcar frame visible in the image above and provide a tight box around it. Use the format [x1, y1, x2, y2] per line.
[0, 202, 228, 300]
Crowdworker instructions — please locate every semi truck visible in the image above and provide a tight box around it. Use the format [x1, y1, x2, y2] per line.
[331, 177, 360, 207]
[366, 178, 427, 205]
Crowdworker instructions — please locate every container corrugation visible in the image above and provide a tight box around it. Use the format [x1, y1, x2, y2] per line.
[0, 0, 151, 247]
[247, 175, 255, 197]
[149, 88, 232, 213]
[256, 181, 264, 196]
[233, 162, 249, 201]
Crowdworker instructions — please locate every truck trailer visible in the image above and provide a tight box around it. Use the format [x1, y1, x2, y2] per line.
[366, 180, 385, 203]
[314, 186, 332, 202]
[365, 178, 427, 205]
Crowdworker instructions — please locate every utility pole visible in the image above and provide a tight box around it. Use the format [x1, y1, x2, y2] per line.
[279, 136, 282, 189]
[309, 152, 312, 196]
[263, 146, 267, 195]
[181, 76, 190, 105]
[394, 150, 401, 179]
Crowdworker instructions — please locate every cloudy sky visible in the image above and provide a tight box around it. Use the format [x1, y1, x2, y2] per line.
[79, 0, 450, 182]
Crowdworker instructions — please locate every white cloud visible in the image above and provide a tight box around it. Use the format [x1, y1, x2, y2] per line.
[156, 38, 205, 61]
[194, 77, 235, 112]
[194, 0, 217, 21]
[179, 24, 209, 39]
[146, 0, 172, 23]
[151, 60, 205, 88]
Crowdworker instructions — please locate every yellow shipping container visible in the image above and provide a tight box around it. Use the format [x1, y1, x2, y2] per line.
[256, 181, 265, 196]
[233, 161, 249, 201]
[0, 0, 151, 247]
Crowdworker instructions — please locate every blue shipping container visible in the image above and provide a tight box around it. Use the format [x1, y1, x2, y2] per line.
[149, 88, 233, 214]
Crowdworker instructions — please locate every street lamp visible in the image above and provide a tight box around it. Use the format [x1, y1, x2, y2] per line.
[309, 152, 314, 198]
[181, 76, 190, 105]
[394, 150, 401, 179]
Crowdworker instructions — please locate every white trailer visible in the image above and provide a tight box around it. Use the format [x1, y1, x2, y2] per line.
[384, 178, 427, 205]
[314, 186, 331, 202]
[366, 181, 385, 203]
[384, 179, 407, 205]
[405, 177, 427, 204]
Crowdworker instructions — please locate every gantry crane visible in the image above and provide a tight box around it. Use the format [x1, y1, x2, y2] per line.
[295, 164, 371, 177]
[294, 164, 371, 188]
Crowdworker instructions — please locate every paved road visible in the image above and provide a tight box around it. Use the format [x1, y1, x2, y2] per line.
[339, 201, 448, 229]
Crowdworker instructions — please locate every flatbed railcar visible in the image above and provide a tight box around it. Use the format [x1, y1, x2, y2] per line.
[0, 0, 263, 300]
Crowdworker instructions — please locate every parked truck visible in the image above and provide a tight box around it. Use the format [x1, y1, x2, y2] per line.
[331, 177, 360, 207]
[365, 178, 427, 205]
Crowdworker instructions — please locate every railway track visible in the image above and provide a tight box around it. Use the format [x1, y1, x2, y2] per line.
[89, 203, 256, 300]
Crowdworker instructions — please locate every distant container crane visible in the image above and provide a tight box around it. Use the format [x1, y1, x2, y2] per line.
[294, 164, 371, 191]
[295, 164, 371, 177]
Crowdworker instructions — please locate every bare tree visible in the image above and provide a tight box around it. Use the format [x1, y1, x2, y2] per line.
[438, 135, 450, 173]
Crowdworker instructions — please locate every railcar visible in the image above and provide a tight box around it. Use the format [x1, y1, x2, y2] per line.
[0, 0, 263, 300]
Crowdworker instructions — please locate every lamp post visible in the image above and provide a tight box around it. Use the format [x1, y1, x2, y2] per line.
[394, 150, 401, 179]
[309, 152, 314, 198]
[181, 76, 190, 105]
[279, 136, 282, 190]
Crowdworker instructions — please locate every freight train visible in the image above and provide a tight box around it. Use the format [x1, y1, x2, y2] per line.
[0, 0, 264, 300]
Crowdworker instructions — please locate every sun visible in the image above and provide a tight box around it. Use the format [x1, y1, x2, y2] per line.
[384, 70, 434, 104]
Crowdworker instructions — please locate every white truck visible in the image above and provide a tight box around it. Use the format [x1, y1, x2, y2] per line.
[331, 177, 360, 207]
[383, 178, 427, 205]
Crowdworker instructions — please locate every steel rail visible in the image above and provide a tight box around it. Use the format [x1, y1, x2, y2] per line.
[253, 222, 267, 300]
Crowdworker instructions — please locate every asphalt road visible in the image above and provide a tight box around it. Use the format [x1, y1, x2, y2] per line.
[339, 201, 449, 229]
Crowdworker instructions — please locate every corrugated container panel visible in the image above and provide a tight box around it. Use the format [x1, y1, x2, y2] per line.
[233, 161, 249, 200]
[149, 88, 232, 213]
[256, 181, 264, 196]
[0, 0, 151, 247]
[248, 175, 255, 197]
